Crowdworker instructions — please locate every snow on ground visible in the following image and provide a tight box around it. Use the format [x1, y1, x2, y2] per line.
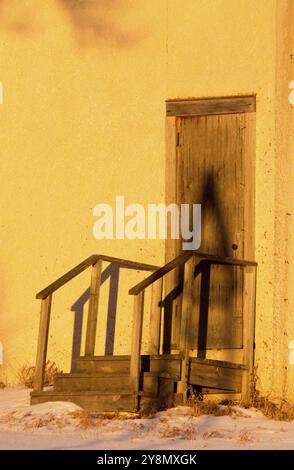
[0, 387, 293, 450]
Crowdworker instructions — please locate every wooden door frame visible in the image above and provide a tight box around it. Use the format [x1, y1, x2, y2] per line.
[165, 95, 256, 355]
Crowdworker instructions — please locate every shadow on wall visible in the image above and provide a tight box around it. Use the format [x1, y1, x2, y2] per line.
[162, 169, 240, 354]
[57, 0, 147, 47]
[70, 262, 120, 371]
[0, 0, 147, 48]
[0, 0, 37, 35]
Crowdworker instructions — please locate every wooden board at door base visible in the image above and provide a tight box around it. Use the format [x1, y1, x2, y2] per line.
[165, 97, 255, 352]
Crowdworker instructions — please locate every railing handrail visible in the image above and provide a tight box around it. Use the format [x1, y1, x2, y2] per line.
[129, 251, 257, 295]
[36, 254, 160, 299]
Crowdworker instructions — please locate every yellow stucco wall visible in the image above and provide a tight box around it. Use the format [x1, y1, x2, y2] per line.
[0, 0, 292, 401]
[272, 0, 294, 401]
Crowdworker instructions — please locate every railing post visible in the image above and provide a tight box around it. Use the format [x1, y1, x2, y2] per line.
[241, 265, 257, 404]
[85, 260, 103, 356]
[149, 278, 163, 355]
[34, 294, 52, 392]
[178, 255, 195, 402]
[130, 290, 145, 411]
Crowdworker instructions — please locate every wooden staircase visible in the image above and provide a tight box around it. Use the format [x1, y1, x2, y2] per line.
[31, 354, 182, 412]
[31, 252, 257, 413]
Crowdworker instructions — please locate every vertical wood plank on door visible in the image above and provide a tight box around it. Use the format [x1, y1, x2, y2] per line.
[243, 112, 256, 259]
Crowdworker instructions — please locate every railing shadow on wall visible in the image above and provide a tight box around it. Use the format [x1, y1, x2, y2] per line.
[70, 261, 152, 371]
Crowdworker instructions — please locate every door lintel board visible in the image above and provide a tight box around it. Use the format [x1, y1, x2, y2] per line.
[166, 95, 256, 117]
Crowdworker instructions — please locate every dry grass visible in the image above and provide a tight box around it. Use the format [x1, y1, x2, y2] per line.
[69, 410, 106, 429]
[202, 430, 223, 439]
[0, 412, 17, 426]
[17, 361, 61, 388]
[0, 409, 107, 431]
[187, 387, 242, 418]
[27, 414, 54, 429]
[0, 381, 6, 389]
[139, 395, 179, 418]
[69, 410, 95, 429]
[238, 429, 254, 444]
[247, 393, 294, 421]
[159, 416, 198, 440]
[182, 422, 198, 440]
[139, 402, 159, 419]
[159, 418, 182, 438]
[242, 368, 294, 422]
[187, 370, 294, 422]
[23, 412, 66, 430]
[107, 411, 140, 420]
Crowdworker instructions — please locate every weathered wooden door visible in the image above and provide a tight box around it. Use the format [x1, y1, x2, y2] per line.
[165, 97, 255, 353]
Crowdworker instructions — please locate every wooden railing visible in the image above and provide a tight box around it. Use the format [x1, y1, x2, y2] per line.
[129, 251, 257, 406]
[34, 250, 257, 406]
[34, 255, 160, 392]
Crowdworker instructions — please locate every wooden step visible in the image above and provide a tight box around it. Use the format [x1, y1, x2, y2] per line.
[54, 373, 131, 393]
[55, 372, 164, 396]
[189, 357, 248, 370]
[75, 356, 130, 374]
[188, 357, 246, 392]
[30, 390, 135, 412]
[149, 354, 182, 380]
[74, 354, 182, 378]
